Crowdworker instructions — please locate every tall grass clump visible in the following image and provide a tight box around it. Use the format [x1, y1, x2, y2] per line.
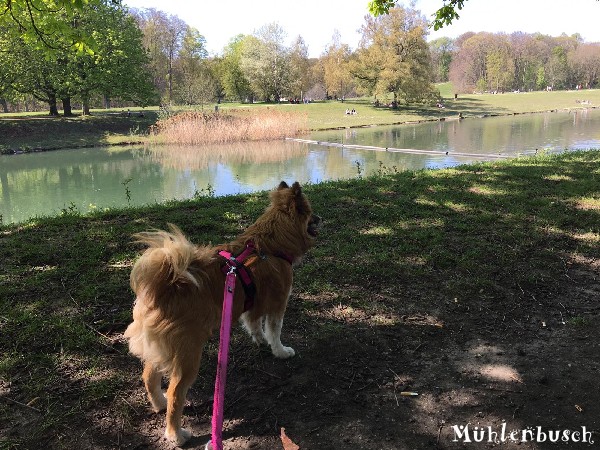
[149, 108, 307, 145]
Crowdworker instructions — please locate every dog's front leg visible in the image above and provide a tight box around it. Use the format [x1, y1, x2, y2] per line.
[265, 310, 295, 358]
[240, 312, 267, 345]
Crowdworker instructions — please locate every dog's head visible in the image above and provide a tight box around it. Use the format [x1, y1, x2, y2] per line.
[269, 181, 321, 247]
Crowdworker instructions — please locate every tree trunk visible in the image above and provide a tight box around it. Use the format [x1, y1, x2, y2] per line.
[103, 95, 111, 109]
[62, 97, 74, 116]
[82, 93, 91, 115]
[0, 98, 8, 113]
[48, 94, 59, 116]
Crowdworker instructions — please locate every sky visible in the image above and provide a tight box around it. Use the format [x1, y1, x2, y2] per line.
[122, 0, 600, 57]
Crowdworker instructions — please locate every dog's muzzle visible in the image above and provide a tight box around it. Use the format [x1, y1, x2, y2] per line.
[308, 214, 322, 237]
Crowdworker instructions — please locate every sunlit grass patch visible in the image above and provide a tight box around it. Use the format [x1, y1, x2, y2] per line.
[361, 226, 393, 236]
[467, 185, 509, 196]
[543, 174, 574, 182]
[573, 197, 600, 210]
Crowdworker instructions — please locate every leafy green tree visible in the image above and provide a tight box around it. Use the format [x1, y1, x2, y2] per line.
[547, 45, 570, 89]
[353, 6, 437, 105]
[70, 3, 156, 113]
[429, 37, 453, 82]
[1, 0, 110, 51]
[240, 23, 292, 102]
[320, 30, 354, 99]
[369, 0, 467, 30]
[1, 1, 156, 115]
[289, 35, 311, 100]
[220, 35, 254, 102]
[485, 37, 514, 92]
[173, 27, 213, 105]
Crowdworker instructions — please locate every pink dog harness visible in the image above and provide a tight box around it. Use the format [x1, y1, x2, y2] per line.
[218, 241, 258, 312]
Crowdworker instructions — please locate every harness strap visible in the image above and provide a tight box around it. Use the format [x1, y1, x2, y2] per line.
[218, 241, 257, 312]
[217, 241, 295, 312]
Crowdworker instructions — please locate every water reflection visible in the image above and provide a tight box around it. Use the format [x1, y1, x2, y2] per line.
[2, 109, 600, 224]
[138, 140, 309, 170]
[311, 108, 600, 155]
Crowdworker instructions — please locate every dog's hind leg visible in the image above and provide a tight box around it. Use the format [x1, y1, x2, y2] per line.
[240, 312, 267, 345]
[265, 305, 295, 359]
[143, 362, 167, 412]
[164, 350, 203, 446]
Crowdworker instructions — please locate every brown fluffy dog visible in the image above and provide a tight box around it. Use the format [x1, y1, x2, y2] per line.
[124, 181, 320, 445]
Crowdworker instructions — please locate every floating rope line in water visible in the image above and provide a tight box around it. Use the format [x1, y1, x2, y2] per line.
[285, 137, 513, 160]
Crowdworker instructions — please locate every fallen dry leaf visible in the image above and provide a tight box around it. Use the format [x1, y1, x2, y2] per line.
[280, 427, 300, 450]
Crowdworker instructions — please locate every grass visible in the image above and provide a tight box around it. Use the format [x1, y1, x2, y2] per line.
[3, 86, 600, 153]
[1, 150, 599, 447]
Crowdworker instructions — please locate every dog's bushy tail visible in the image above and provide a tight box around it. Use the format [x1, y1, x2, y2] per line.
[130, 223, 200, 297]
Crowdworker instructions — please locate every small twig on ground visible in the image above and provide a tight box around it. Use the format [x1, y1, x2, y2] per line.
[256, 368, 282, 379]
[347, 371, 356, 389]
[2, 396, 42, 413]
[437, 421, 445, 445]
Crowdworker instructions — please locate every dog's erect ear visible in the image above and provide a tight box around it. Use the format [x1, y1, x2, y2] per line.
[291, 181, 302, 195]
[291, 182, 306, 214]
[278, 181, 289, 190]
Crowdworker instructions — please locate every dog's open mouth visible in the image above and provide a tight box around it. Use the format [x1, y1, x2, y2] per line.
[307, 214, 322, 237]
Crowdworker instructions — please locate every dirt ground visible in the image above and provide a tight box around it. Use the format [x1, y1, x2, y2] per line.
[48, 256, 596, 449]
[4, 227, 600, 449]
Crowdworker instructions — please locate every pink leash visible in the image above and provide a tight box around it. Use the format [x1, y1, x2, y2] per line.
[205, 268, 237, 450]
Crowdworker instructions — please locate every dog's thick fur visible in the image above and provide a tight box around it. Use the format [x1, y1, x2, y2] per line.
[124, 181, 319, 445]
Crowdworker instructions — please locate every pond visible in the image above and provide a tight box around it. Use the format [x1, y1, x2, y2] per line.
[2, 108, 600, 224]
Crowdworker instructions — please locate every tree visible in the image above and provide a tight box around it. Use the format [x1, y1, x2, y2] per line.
[547, 45, 570, 89]
[570, 43, 600, 88]
[173, 26, 213, 105]
[288, 35, 311, 100]
[429, 37, 454, 82]
[369, 0, 468, 30]
[449, 32, 496, 93]
[353, 5, 437, 105]
[71, 3, 156, 113]
[133, 8, 186, 104]
[1, 1, 156, 114]
[240, 23, 292, 102]
[1, 0, 114, 51]
[219, 35, 253, 102]
[485, 35, 514, 92]
[320, 30, 354, 99]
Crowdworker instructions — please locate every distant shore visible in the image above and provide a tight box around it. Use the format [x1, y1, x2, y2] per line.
[2, 88, 600, 154]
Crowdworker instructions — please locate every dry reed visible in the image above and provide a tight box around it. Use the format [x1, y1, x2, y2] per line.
[149, 109, 307, 145]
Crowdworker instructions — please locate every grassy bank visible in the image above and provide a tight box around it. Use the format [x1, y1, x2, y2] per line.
[0, 110, 158, 154]
[2, 87, 600, 153]
[1, 150, 599, 448]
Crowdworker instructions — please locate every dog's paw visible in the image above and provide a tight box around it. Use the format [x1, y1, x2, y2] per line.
[272, 345, 295, 359]
[165, 427, 192, 446]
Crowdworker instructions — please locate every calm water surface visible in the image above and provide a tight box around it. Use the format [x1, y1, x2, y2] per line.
[2, 109, 600, 224]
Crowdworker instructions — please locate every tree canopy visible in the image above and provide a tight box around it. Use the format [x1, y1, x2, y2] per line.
[369, 0, 467, 30]
[1, 1, 156, 114]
